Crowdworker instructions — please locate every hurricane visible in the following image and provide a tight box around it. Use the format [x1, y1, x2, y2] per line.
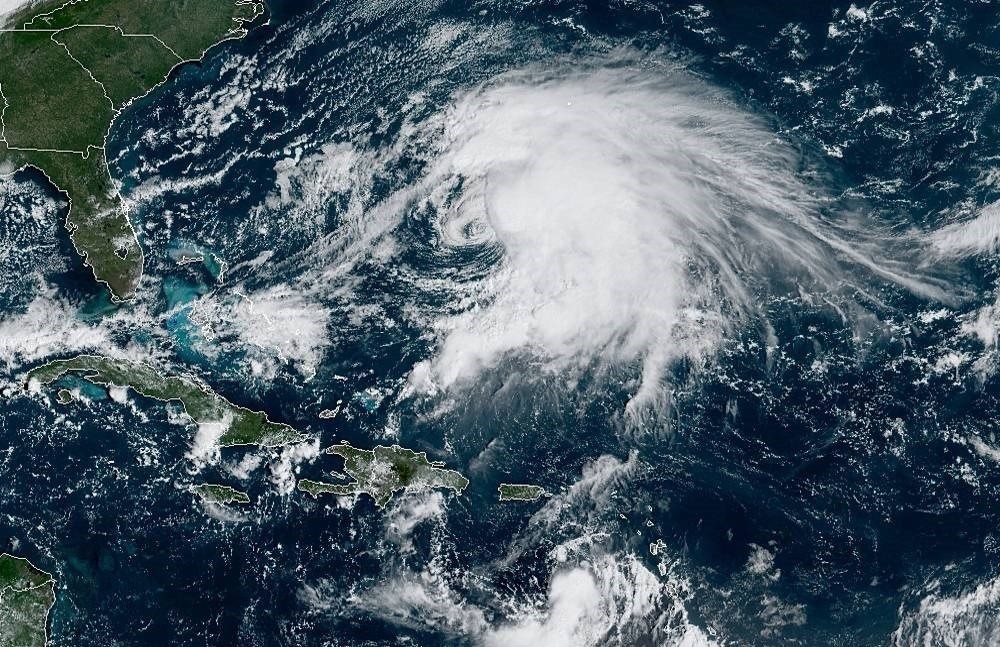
[380, 60, 952, 423]
[5, 1, 1000, 645]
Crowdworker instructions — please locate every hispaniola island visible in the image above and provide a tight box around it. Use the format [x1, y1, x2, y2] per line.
[2, 0, 1000, 645]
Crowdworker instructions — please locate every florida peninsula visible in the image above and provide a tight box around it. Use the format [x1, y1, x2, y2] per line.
[0, 0, 263, 299]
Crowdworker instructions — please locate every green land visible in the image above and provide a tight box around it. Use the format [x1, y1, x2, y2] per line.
[298, 443, 470, 507]
[0, 554, 55, 647]
[192, 483, 250, 505]
[26, 354, 306, 447]
[0, 0, 264, 299]
[497, 483, 546, 502]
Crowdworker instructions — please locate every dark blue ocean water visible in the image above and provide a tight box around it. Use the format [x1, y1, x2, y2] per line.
[4, 1, 1000, 645]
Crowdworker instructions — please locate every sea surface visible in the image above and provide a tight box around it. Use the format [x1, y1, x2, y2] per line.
[3, 1, 1000, 645]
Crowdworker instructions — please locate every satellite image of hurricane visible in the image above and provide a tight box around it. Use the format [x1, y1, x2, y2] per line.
[3, 0, 1000, 645]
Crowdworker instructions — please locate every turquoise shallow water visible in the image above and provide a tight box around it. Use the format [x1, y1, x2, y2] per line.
[4, 1, 1000, 645]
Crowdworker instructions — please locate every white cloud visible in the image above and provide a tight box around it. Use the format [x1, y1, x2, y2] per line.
[745, 544, 780, 580]
[385, 491, 446, 552]
[269, 437, 321, 494]
[0, 295, 110, 372]
[487, 568, 604, 647]
[266, 143, 361, 221]
[339, 456, 719, 646]
[892, 575, 1000, 647]
[485, 553, 718, 647]
[968, 436, 1000, 463]
[0, 0, 30, 20]
[186, 411, 233, 470]
[399, 61, 946, 426]
[186, 285, 330, 378]
[347, 571, 488, 637]
[227, 453, 264, 480]
[932, 201, 1000, 257]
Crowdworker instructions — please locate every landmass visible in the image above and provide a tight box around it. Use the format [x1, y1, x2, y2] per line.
[0, 553, 55, 647]
[497, 483, 546, 502]
[26, 354, 306, 447]
[0, 0, 264, 299]
[297, 479, 347, 498]
[26, 357, 469, 508]
[192, 483, 250, 505]
[297, 442, 469, 507]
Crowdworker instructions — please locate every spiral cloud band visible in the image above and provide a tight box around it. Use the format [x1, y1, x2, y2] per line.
[400, 61, 946, 419]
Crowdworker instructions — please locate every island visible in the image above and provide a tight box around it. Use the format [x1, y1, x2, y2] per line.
[297, 479, 348, 498]
[26, 354, 306, 447]
[497, 483, 546, 502]
[0, 0, 264, 299]
[192, 483, 250, 505]
[0, 553, 56, 647]
[297, 442, 469, 507]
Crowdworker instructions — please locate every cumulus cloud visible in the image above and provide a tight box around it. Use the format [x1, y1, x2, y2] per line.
[350, 552, 718, 647]
[346, 570, 488, 637]
[483, 553, 719, 647]
[187, 285, 330, 378]
[385, 491, 446, 552]
[0, 291, 161, 384]
[487, 568, 605, 647]
[0, 295, 110, 372]
[266, 143, 361, 223]
[269, 437, 321, 494]
[186, 411, 234, 470]
[892, 575, 1000, 647]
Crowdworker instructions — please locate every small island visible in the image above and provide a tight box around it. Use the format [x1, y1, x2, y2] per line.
[192, 483, 250, 505]
[297, 442, 469, 507]
[0, 553, 56, 647]
[498, 483, 546, 502]
[27, 355, 306, 447]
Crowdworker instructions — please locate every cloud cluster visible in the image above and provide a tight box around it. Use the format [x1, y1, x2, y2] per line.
[402, 61, 945, 422]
